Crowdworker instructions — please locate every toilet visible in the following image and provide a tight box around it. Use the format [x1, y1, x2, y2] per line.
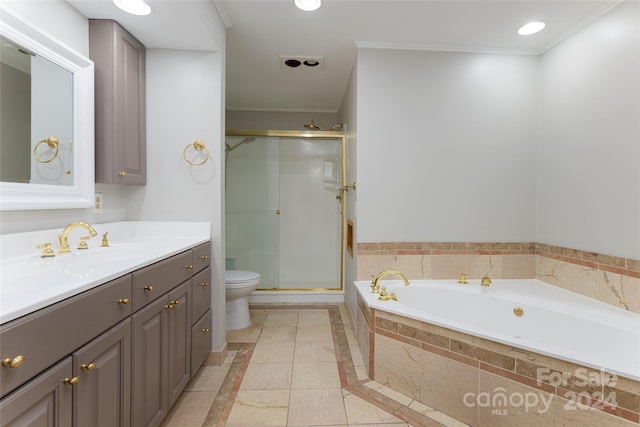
[225, 270, 260, 330]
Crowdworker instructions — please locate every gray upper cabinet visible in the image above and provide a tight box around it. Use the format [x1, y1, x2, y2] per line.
[90, 19, 146, 185]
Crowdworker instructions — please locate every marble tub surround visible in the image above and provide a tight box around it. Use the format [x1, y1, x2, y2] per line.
[357, 241, 640, 314]
[0, 221, 211, 323]
[356, 303, 640, 426]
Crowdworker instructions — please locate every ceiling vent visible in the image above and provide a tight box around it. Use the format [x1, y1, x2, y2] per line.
[280, 56, 324, 69]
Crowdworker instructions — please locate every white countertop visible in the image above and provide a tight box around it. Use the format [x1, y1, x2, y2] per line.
[0, 221, 211, 324]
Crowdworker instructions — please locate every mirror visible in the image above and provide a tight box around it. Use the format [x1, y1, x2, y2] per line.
[0, 6, 94, 210]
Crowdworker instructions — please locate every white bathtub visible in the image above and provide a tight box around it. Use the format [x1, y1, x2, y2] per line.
[355, 279, 640, 381]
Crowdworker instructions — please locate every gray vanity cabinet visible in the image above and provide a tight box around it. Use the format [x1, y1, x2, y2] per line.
[0, 358, 73, 426]
[73, 319, 131, 427]
[89, 19, 146, 185]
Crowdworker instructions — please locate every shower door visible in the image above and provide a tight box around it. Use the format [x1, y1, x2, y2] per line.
[225, 133, 343, 290]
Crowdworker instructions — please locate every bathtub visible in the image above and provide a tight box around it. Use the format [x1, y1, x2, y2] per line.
[354, 278, 640, 381]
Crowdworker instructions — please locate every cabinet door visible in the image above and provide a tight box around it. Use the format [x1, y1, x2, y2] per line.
[132, 297, 168, 427]
[0, 358, 73, 426]
[74, 319, 131, 427]
[114, 23, 146, 185]
[167, 281, 191, 408]
[191, 309, 212, 378]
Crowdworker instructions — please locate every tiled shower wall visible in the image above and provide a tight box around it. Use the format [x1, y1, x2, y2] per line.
[357, 242, 640, 314]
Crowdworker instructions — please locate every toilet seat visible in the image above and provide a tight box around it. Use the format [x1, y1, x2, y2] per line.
[225, 270, 260, 286]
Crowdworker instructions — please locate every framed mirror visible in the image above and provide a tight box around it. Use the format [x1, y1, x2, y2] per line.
[0, 6, 94, 210]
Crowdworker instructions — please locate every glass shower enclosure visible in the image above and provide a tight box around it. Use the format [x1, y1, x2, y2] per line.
[225, 130, 345, 291]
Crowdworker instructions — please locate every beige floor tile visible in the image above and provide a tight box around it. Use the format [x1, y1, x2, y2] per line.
[258, 326, 297, 343]
[294, 342, 336, 362]
[287, 388, 347, 426]
[240, 363, 292, 390]
[184, 365, 230, 392]
[226, 389, 290, 427]
[364, 381, 413, 406]
[291, 362, 341, 389]
[296, 325, 333, 343]
[342, 389, 405, 425]
[355, 366, 369, 381]
[349, 345, 365, 367]
[226, 326, 262, 343]
[251, 342, 296, 363]
[297, 309, 331, 326]
[264, 311, 299, 326]
[162, 391, 218, 427]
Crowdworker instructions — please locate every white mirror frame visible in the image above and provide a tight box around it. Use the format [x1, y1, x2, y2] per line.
[0, 6, 94, 210]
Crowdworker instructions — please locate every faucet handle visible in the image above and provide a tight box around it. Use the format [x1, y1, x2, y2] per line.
[78, 236, 91, 250]
[101, 232, 109, 247]
[37, 243, 55, 258]
[458, 273, 468, 284]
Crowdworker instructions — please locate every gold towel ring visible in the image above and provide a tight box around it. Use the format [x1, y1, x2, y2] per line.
[33, 136, 59, 163]
[183, 139, 209, 166]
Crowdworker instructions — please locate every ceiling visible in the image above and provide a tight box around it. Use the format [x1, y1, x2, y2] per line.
[69, 0, 619, 113]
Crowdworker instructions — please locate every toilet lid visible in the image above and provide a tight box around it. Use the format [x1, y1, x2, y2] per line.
[225, 270, 261, 284]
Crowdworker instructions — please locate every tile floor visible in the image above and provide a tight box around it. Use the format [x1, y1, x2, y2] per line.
[161, 304, 468, 427]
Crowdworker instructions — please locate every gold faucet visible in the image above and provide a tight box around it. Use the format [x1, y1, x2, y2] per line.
[370, 269, 409, 293]
[58, 222, 97, 254]
[481, 275, 492, 287]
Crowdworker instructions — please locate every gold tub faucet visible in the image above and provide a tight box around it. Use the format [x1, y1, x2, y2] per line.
[481, 275, 492, 287]
[58, 222, 98, 254]
[370, 269, 410, 293]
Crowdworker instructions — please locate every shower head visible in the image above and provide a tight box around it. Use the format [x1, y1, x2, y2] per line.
[225, 137, 255, 153]
[304, 120, 343, 131]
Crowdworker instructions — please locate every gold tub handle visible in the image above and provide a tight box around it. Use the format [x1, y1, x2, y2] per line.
[513, 307, 524, 317]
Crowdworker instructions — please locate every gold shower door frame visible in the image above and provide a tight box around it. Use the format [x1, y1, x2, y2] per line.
[225, 129, 347, 292]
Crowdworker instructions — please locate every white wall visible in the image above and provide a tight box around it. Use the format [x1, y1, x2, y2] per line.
[125, 46, 226, 352]
[356, 48, 539, 243]
[226, 110, 338, 131]
[537, 0, 640, 259]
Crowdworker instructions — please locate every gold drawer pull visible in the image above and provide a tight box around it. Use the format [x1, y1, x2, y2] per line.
[201, 328, 210, 333]
[2, 355, 25, 368]
[199, 255, 209, 260]
[171, 299, 180, 306]
[164, 304, 174, 310]
[81, 362, 96, 371]
[143, 286, 154, 292]
[117, 298, 130, 305]
[199, 282, 209, 287]
[184, 265, 193, 270]
[64, 376, 80, 385]
[118, 171, 127, 176]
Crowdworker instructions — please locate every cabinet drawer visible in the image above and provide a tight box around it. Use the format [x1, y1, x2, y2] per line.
[191, 267, 211, 323]
[132, 251, 192, 311]
[0, 275, 131, 398]
[191, 309, 211, 378]
[192, 242, 211, 273]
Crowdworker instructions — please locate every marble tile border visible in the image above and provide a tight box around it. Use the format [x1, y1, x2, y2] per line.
[198, 304, 464, 427]
[357, 241, 640, 279]
[363, 307, 640, 425]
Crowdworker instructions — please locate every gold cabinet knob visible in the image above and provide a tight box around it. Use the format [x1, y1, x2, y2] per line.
[80, 362, 96, 371]
[171, 299, 180, 306]
[143, 286, 154, 292]
[2, 355, 25, 368]
[118, 171, 127, 176]
[199, 282, 209, 287]
[64, 376, 80, 385]
[199, 255, 209, 260]
[184, 265, 193, 270]
[117, 298, 130, 305]
[201, 328, 210, 333]
[164, 304, 174, 310]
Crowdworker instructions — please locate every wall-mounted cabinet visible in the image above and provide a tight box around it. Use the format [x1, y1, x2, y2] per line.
[89, 19, 146, 185]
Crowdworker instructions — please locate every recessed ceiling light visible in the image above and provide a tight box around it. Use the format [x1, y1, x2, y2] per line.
[295, 0, 321, 12]
[113, 0, 151, 16]
[518, 21, 546, 36]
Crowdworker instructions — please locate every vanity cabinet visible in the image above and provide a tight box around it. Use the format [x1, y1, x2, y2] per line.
[0, 358, 73, 426]
[0, 241, 212, 427]
[89, 19, 146, 185]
